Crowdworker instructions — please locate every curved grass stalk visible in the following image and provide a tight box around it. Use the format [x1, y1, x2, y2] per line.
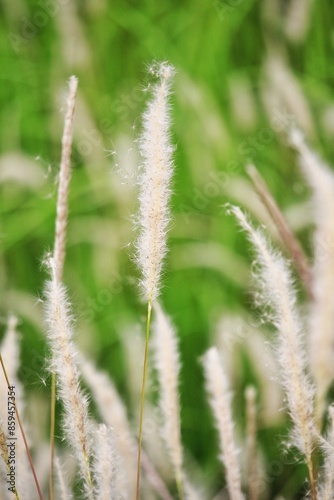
[135, 62, 175, 499]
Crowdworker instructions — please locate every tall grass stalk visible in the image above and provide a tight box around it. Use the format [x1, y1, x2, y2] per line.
[50, 75, 78, 500]
[135, 62, 175, 499]
[44, 260, 93, 499]
[231, 205, 317, 499]
[136, 300, 152, 500]
[291, 129, 334, 423]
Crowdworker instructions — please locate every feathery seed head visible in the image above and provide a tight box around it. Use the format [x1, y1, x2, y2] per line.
[44, 262, 93, 497]
[135, 62, 175, 302]
[291, 128, 334, 419]
[92, 424, 118, 499]
[231, 206, 316, 461]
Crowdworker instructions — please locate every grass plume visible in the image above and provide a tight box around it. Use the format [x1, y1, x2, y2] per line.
[230, 205, 317, 499]
[135, 61, 175, 500]
[44, 259, 93, 499]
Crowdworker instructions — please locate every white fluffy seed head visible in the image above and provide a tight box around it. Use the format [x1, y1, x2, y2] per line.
[291, 129, 334, 417]
[135, 62, 175, 302]
[230, 206, 316, 461]
[92, 424, 118, 500]
[44, 259, 93, 498]
[79, 354, 136, 498]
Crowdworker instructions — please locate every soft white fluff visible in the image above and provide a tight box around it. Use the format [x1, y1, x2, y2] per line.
[203, 347, 244, 500]
[231, 206, 316, 465]
[79, 355, 136, 498]
[152, 303, 183, 485]
[291, 129, 334, 418]
[44, 260, 93, 499]
[136, 62, 175, 301]
[80, 354, 174, 500]
[92, 425, 117, 500]
[55, 457, 73, 500]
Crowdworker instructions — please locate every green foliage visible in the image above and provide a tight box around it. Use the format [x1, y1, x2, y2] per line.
[1, 1, 333, 497]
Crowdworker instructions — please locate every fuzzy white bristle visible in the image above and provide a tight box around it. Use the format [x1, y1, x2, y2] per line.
[291, 129, 334, 420]
[92, 424, 118, 499]
[44, 259, 93, 499]
[136, 62, 175, 301]
[231, 206, 316, 477]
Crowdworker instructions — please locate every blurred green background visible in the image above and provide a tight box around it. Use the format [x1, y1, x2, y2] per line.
[0, 0, 334, 497]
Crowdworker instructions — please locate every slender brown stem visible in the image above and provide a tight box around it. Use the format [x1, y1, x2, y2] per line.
[0, 355, 43, 500]
[136, 299, 152, 500]
[246, 164, 313, 298]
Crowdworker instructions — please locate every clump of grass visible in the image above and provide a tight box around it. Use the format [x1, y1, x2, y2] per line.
[4, 65, 334, 500]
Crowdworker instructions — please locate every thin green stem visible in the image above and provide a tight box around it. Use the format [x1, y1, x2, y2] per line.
[49, 372, 56, 500]
[136, 299, 152, 500]
[0, 355, 43, 500]
[84, 450, 93, 490]
[175, 470, 184, 500]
